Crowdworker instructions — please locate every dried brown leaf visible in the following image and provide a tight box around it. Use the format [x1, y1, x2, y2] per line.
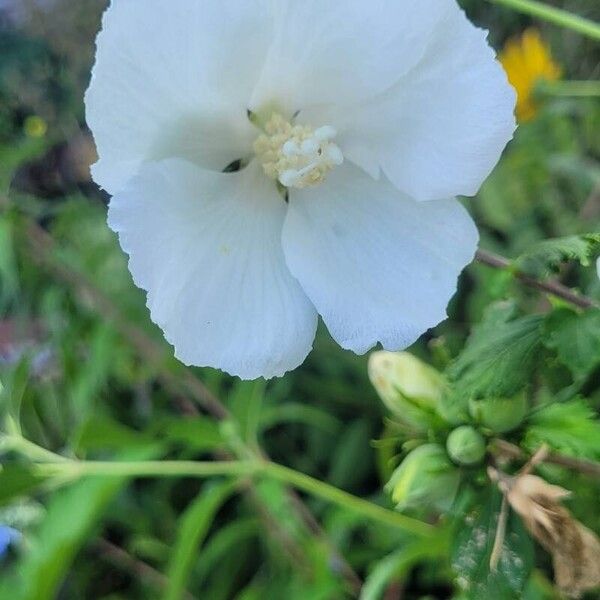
[491, 469, 600, 598]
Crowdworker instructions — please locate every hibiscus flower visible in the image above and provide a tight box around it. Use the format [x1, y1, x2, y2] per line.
[86, 0, 516, 379]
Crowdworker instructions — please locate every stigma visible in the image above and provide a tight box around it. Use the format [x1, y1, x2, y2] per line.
[253, 113, 343, 190]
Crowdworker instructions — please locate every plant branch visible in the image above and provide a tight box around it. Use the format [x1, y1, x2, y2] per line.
[487, 0, 600, 40]
[492, 439, 600, 479]
[1, 434, 71, 463]
[263, 461, 435, 537]
[536, 80, 600, 98]
[475, 249, 599, 310]
[29, 456, 433, 537]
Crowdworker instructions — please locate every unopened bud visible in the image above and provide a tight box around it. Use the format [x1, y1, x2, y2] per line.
[446, 425, 486, 466]
[368, 351, 444, 430]
[386, 443, 460, 512]
[468, 393, 528, 433]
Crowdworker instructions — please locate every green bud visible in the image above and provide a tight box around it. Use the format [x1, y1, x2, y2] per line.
[446, 426, 486, 466]
[386, 443, 460, 512]
[468, 392, 528, 433]
[368, 351, 445, 430]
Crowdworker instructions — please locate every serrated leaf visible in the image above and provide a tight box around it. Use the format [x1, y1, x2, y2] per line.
[446, 303, 543, 398]
[524, 400, 600, 459]
[544, 308, 600, 379]
[452, 491, 534, 599]
[516, 234, 600, 277]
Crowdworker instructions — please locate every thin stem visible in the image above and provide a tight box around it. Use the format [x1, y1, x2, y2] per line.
[263, 462, 435, 537]
[476, 249, 599, 310]
[490, 494, 509, 571]
[29, 458, 433, 537]
[488, 0, 600, 41]
[33, 460, 256, 479]
[492, 439, 600, 479]
[536, 80, 600, 98]
[1, 434, 70, 463]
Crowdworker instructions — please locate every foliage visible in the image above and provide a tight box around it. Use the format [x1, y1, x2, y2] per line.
[0, 2, 599, 600]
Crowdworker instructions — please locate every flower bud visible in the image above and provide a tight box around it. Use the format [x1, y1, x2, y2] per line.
[446, 425, 486, 466]
[386, 443, 460, 512]
[368, 351, 445, 430]
[468, 393, 528, 433]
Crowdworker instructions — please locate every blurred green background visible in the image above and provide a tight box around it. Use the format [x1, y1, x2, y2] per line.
[0, 1, 599, 599]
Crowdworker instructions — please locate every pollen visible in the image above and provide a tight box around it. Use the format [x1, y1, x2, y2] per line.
[254, 113, 343, 190]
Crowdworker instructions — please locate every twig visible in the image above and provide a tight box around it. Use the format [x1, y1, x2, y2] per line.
[492, 439, 600, 479]
[95, 538, 198, 600]
[490, 494, 509, 571]
[476, 249, 599, 310]
[487, 0, 600, 41]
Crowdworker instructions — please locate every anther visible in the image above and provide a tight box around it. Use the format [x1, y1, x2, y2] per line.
[254, 113, 344, 190]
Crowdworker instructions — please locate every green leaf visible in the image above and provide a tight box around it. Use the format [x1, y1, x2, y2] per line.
[193, 518, 259, 590]
[260, 403, 340, 435]
[0, 357, 30, 433]
[0, 463, 47, 506]
[524, 399, 600, 459]
[73, 416, 155, 454]
[516, 234, 600, 277]
[327, 419, 373, 490]
[446, 302, 544, 398]
[0, 214, 20, 309]
[69, 324, 117, 417]
[360, 535, 448, 600]
[15, 478, 129, 600]
[544, 308, 600, 379]
[452, 491, 534, 599]
[0, 447, 158, 600]
[154, 416, 225, 453]
[163, 480, 238, 600]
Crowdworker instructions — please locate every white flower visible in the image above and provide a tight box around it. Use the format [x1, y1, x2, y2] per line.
[86, 0, 516, 380]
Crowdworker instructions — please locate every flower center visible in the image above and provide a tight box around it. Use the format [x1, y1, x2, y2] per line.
[253, 113, 343, 190]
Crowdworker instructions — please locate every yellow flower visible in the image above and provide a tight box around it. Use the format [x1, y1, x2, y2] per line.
[23, 115, 48, 138]
[500, 29, 562, 122]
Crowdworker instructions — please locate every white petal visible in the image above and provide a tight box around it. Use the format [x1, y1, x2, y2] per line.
[86, 0, 271, 194]
[108, 160, 318, 380]
[303, 3, 516, 201]
[282, 164, 478, 354]
[251, 0, 454, 114]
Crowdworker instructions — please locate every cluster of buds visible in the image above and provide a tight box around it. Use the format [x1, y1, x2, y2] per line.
[369, 351, 530, 513]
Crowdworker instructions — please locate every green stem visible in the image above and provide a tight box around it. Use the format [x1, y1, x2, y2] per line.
[263, 462, 434, 537]
[33, 460, 257, 480]
[488, 0, 600, 40]
[536, 80, 600, 98]
[31, 458, 433, 537]
[1, 435, 70, 463]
